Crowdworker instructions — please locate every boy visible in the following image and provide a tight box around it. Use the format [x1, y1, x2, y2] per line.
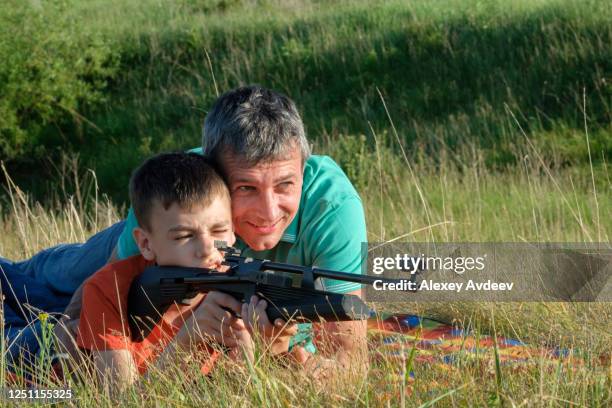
[76, 152, 292, 389]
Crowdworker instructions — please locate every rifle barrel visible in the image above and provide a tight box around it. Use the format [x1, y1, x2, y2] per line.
[262, 262, 391, 285]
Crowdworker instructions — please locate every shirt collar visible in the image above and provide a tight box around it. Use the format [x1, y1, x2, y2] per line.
[280, 214, 298, 244]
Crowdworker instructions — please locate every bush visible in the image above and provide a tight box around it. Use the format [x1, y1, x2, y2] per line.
[0, 0, 118, 161]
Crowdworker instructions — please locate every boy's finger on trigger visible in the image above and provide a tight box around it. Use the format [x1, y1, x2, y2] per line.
[212, 307, 234, 323]
[211, 291, 242, 313]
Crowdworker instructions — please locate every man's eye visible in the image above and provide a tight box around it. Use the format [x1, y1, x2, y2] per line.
[277, 181, 293, 190]
[175, 235, 192, 240]
[236, 186, 255, 192]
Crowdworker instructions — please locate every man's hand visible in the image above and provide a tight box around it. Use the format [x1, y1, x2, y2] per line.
[308, 289, 369, 381]
[285, 289, 369, 382]
[241, 295, 298, 356]
[285, 318, 368, 384]
[313, 289, 368, 361]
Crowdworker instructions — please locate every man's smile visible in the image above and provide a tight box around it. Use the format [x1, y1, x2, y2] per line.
[246, 218, 284, 233]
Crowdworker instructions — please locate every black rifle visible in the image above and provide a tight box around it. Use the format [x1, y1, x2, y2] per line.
[127, 242, 409, 341]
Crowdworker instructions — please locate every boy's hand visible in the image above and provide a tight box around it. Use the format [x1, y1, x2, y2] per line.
[226, 318, 255, 363]
[242, 295, 298, 355]
[177, 291, 246, 349]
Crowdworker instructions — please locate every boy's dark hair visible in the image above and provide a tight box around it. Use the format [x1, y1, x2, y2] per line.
[129, 152, 229, 231]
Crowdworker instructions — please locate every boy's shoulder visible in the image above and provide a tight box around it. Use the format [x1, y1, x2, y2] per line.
[78, 255, 155, 353]
[84, 255, 153, 299]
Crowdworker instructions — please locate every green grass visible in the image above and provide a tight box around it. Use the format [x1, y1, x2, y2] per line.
[1, 0, 610, 201]
[324, 131, 610, 243]
[1, 132, 610, 406]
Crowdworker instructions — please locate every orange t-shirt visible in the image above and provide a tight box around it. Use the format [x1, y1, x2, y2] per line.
[77, 255, 219, 375]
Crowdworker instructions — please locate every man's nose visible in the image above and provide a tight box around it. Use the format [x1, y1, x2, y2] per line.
[258, 190, 280, 221]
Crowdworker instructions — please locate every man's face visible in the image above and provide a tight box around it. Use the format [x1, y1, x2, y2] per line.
[221, 147, 303, 251]
[135, 195, 235, 269]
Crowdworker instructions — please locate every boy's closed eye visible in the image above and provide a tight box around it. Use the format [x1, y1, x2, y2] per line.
[173, 227, 230, 240]
[174, 234, 193, 241]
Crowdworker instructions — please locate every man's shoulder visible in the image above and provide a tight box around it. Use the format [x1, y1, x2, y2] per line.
[84, 255, 151, 298]
[302, 155, 361, 205]
[297, 156, 366, 254]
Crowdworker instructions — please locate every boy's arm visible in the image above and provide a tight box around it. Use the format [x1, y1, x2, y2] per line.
[75, 275, 140, 389]
[54, 284, 85, 361]
[92, 349, 139, 392]
[54, 246, 119, 358]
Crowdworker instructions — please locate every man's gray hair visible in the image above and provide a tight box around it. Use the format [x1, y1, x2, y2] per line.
[202, 85, 310, 167]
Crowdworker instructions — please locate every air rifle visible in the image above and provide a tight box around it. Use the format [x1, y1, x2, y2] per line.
[128, 241, 410, 341]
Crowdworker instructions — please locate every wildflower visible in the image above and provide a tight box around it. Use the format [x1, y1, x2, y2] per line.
[39, 312, 49, 324]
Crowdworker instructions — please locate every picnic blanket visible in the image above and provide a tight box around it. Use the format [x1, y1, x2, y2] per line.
[367, 313, 583, 369]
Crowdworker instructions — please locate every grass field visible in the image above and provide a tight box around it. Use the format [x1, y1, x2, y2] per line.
[1, 135, 610, 406]
[1, 0, 611, 406]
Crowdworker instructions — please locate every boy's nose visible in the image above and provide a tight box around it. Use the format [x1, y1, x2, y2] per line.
[196, 236, 215, 259]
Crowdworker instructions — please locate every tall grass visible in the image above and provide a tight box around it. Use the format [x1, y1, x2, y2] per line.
[1, 132, 610, 406]
[0, 158, 120, 259]
[324, 132, 610, 243]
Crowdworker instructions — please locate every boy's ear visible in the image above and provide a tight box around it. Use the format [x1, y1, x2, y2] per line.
[133, 227, 156, 261]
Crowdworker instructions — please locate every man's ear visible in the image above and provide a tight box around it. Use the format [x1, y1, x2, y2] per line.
[133, 227, 156, 261]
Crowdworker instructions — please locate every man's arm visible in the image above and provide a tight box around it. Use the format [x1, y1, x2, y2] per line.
[295, 289, 368, 381]
[313, 289, 368, 359]
[300, 195, 369, 378]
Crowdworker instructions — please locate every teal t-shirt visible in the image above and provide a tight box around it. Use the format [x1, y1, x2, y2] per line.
[117, 149, 368, 352]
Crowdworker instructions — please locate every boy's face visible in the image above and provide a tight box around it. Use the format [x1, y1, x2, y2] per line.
[134, 195, 235, 269]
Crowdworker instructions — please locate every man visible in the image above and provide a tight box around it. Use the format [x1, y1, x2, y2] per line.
[16, 85, 368, 374]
